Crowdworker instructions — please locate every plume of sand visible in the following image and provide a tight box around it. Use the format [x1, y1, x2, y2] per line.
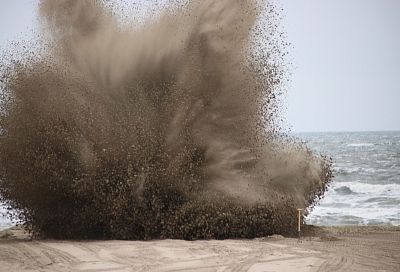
[0, 0, 331, 238]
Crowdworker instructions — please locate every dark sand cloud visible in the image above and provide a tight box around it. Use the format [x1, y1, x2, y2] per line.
[0, 0, 331, 239]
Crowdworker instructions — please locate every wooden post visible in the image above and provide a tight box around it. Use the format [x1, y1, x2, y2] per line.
[297, 208, 302, 238]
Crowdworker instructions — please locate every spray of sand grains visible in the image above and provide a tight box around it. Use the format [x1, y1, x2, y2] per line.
[0, 0, 332, 239]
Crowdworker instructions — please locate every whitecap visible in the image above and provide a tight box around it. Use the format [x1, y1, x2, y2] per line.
[347, 143, 374, 147]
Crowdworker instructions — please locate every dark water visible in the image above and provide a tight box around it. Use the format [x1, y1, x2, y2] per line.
[299, 131, 400, 226]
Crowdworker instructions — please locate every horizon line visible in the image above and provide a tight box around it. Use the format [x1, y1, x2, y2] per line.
[289, 129, 400, 134]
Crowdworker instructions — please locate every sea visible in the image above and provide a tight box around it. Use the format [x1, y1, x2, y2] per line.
[1, 131, 399, 230]
[298, 131, 400, 226]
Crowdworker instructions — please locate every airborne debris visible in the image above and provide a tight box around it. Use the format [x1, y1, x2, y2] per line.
[0, 0, 332, 239]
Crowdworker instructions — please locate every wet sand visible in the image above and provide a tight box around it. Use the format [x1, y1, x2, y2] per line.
[0, 226, 399, 271]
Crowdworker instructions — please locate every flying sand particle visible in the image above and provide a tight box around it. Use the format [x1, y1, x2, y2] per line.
[0, 0, 332, 239]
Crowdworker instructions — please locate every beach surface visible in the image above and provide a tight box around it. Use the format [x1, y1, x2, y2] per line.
[0, 226, 399, 272]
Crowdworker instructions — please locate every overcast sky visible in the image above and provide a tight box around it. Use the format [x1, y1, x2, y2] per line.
[280, 0, 400, 132]
[1, 0, 399, 132]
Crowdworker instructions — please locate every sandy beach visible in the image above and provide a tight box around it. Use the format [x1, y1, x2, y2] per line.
[0, 226, 398, 272]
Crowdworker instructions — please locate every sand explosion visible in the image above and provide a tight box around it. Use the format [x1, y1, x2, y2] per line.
[0, 0, 332, 239]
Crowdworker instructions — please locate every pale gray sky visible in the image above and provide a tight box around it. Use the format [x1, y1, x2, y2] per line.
[280, 0, 400, 132]
[1, 0, 399, 132]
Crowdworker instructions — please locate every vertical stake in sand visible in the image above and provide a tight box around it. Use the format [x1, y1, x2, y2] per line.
[297, 208, 302, 239]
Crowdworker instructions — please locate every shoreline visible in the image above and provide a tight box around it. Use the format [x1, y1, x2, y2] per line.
[1, 224, 399, 240]
[1, 225, 399, 271]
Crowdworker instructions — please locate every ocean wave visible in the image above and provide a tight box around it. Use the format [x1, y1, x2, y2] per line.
[305, 131, 400, 226]
[334, 166, 377, 176]
[334, 167, 359, 175]
[307, 206, 400, 226]
[364, 197, 400, 206]
[334, 182, 400, 195]
[347, 143, 374, 147]
[0, 205, 13, 231]
[334, 186, 357, 195]
[307, 215, 400, 226]
[306, 214, 364, 226]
